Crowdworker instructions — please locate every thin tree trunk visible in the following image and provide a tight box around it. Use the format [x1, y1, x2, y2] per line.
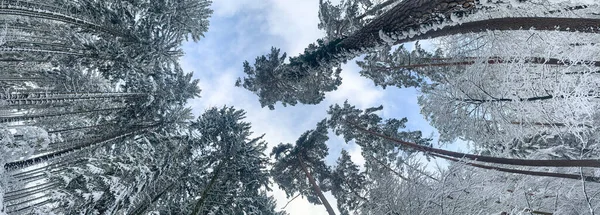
[5, 181, 60, 196]
[0, 5, 126, 38]
[392, 17, 600, 45]
[456, 93, 600, 104]
[303, 14, 600, 69]
[9, 159, 86, 176]
[367, 154, 439, 182]
[0, 107, 124, 123]
[4, 127, 144, 170]
[435, 153, 600, 183]
[369, 57, 600, 71]
[298, 156, 336, 215]
[132, 182, 176, 215]
[507, 121, 592, 128]
[48, 123, 118, 134]
[191, 160, 228, 215]
[349, 122, 600, 168]
[3, 93, 141, 106]
[9, 199, 53, 213]
[4, 184, 60, 202]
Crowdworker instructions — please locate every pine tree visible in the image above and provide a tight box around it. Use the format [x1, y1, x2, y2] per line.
[186, 107, 277, 215]
[271, 120, 336, 215]
[331, 150, 367, 215]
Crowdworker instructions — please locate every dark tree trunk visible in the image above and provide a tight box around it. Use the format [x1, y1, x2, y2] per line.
[192, 160, 228, 215]
[436, 153, 600, 183]
[0, 5, 125, 37]
[302, 5, 600, 69]
[4, 128, 143, 170]
[0, 107, 124, 123]
[369, 57, 600, 70]
[132, 182, 177, 215]
[298, 156, 336, 215]
[350, 123, 600, 168]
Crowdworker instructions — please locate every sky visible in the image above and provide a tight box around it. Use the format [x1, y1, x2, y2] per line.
[179, 1, 466, 214]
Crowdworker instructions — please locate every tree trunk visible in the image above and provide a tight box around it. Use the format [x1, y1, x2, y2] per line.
[4, 184, 60, 202]
[1, 92, 144, 106]
[4, 128, 143, 170]
[192, 159, 228, 215]
[0, 107, 124, 123]
[48, 123, 119, 134]
[298, 156, 336, 215]
[0, 5, 126, 38]
[132, 182, 177, 215]
[9, 159, 86, 176]
[435, 153, 600, 183]
[305, 11, 600, 69]
[349, 122, 600, 168]
[5, 181, 60, 195]
[507, 121, 592, 128]
[457, 93, 600, 104]
[369, 57, 600, 70]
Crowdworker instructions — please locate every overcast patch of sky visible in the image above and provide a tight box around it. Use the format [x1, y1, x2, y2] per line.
[180, 1, 465, 214]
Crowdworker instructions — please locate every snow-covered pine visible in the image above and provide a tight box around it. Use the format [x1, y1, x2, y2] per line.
[420, 30, 600, 158]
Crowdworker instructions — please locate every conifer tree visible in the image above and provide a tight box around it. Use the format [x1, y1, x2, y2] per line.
[271, 120, 336, 215]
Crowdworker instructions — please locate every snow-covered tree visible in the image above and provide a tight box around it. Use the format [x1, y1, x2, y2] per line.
[239, 0, 600, 108]
[419, 30, 600, 158]
[271, 120, 336, 215]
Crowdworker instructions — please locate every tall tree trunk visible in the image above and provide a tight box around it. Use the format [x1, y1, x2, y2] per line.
[349, 122, 600, 168]
[435, 153, 600, 183]
[132, 182, 177, 215]
[4, 184, 60, 202]
[0, 5, 126, 38]
[48, 123, 119, 134]
[192, 160, 228, 215]
[3, 127, 144, 170]
[457, 93, 600, 103]
[9, 159, 86, 176]
[5, 181, 60, 196]
[298, 156, 336, 215]
[368, 57, 600, 71]
[0, 107, 124, 123]
[305, 15, 600, 69]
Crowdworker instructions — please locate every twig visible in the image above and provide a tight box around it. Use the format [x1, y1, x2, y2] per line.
[581, 167, 596, 215]
[281, 192, 303, 210]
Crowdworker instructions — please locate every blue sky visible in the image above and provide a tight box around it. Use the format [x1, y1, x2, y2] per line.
[180, 1, 465, 214]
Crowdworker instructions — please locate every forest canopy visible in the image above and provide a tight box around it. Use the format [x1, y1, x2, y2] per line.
[2, 0, 600, 215]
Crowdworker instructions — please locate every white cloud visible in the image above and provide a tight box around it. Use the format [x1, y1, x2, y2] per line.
[327, 62, 385, 109]
[348, 144, 366, 168]
[265, 0, 325, 55]
[211, 0, 268, 17]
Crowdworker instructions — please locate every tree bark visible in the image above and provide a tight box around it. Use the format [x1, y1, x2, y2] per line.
[192, 160, 228, 215]
[0, 107, 124, 123]
[391, 17, 600, 46]
[368, 57, 600, 70]
[2, 92, 144, 106]
[0, 5, 126, 38]
[305, 11, 600, 69]
[132, 182, 177, 215]
[435, 153, 600, 183]
[298, 156, 336, 215]
[4, 128, 143, 170]
[349, 122, 600, 168]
